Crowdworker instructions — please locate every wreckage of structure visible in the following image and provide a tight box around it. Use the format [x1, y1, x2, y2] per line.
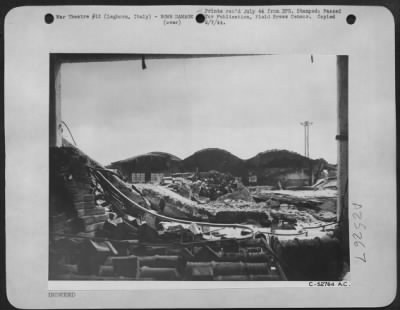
[49, 141, 346, 281]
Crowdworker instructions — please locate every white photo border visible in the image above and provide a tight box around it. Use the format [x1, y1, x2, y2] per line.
[4, 5, 396, 308]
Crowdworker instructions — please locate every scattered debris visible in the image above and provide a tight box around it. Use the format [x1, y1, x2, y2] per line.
[49, 141, 342, 281]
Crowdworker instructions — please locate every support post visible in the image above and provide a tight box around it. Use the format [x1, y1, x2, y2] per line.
[336, 55, 349, 264]
[308, 126, 310, 157]
[49, 55, 62, 147]
[304, 124, 307, 156]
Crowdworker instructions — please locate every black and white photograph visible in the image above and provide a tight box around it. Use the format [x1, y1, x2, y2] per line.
[4, 4, 397, 308]
[49, 53, 349, 281]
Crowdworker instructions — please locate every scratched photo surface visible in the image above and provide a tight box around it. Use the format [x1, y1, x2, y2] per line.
[49, 53, 349, 281]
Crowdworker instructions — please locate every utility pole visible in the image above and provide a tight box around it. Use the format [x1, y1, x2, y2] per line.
[300, 121, 313, 157]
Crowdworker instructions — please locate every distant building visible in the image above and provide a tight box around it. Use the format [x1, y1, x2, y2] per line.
[248, 175, 258, 185]
[108, 152, 182, 183]
[131, 173, 146, 183]
[247, 168, 312, 187]
[107, 148, 335, 186]
[150, 173, 164, 184]
[280, 170, 310, 187]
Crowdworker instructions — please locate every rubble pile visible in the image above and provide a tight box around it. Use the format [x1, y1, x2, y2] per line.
[134, 183, 211, 221]
[50, 235, 286, 281]
[49, 146, 109, 237]
[197, 170, 237, 201]
[49, 141, 343, 281]
[251, 188, 337, 202]
[251, 188, 337, 221]
[64, 175, 109, 234]
[165, 180, 193, 199]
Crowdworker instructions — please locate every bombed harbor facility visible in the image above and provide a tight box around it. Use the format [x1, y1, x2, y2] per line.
[49, 54, 349, 281]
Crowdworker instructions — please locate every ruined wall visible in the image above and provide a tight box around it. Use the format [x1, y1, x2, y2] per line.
[49, 145, 109, 237]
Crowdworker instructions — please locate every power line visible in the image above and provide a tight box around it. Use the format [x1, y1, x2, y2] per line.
[61, 121, 77, 146]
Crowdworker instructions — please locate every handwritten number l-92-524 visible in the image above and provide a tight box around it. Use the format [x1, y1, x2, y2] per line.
[352, 203, 366, 263]
[351, 203, 367, 263]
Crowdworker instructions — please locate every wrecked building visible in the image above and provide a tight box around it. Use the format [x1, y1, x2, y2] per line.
[49, 139, 345, 281]
[108, 147, 335, 188]
[108, 152, 182, 182]
[48, 54, 349, 282]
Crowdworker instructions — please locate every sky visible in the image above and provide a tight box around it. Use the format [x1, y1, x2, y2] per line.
[61, 54, 338, 166]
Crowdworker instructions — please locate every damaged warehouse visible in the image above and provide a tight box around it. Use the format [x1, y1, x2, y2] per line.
[108, 147, 336, 187]
[49, 54, 349, 281]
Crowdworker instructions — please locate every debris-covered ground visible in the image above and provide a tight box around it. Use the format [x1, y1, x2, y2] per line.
[49, 141, 345, 281]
